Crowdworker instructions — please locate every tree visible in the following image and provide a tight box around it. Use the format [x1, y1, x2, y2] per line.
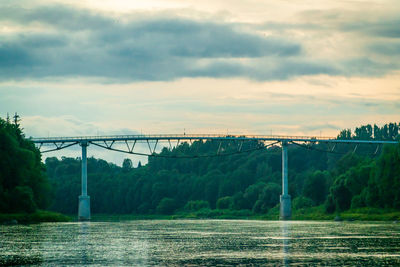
[329, 177, 352, 211]
[216, 196, 233, 209]
[369, 144, 400, 208]
[354, 125, 373, 140]
[0, 116, 51, 213]
[243, 182, 265, 209]
[184, 200, 210, 211]
[156, 198, 177, 214]
[9, 186, 36, 212]
[293, 196, 314, 210]
[337, 129, 351, 140]
[303, 170, 329, 205]
[252, 183, 280, 213]
[122, 158, 133, 171]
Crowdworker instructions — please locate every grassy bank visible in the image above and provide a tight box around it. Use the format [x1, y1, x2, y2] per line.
[91, 206, 400, 222]
[339, 207, 400, 221]
[91, 210, 255, 221]
[0, 210, 72, 224]
[286, 206, 400, 221]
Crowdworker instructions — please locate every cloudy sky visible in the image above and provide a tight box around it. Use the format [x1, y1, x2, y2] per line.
[1, 0, 399, 165]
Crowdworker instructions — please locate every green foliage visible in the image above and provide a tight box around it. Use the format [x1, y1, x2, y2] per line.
[252, 182, 280, 213]
[325, 195, 336, 213]
[216, 196, 233, 209]
[329, 177, 352, 211]
[0, 210, 71, 224]
[338, 123, 400, 141]
[0, 116, 51, 213]
[122, 158, 133, 171]
[43, 122, 399, 218]
[293, 196, 315, 210]
[303, 170, 329, 205]
[351, 194, 364, 209]
[337, 129, 352, 140]
[184, 200, 210, 211]
[243, 182, 266, 209]
[339, 207, 400, 221]
[366, 144, 400, 208]
[156, 198, 177, 214]
[291, 205, 334, 220]
[325, 142, 400, 213]
[9, 186, 36, 213]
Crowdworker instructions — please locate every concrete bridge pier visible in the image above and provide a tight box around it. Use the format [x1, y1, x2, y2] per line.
[280, 141, 291, 220]
[78, 141, 90, 221]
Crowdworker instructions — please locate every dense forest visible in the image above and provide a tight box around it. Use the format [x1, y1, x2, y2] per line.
[0, 116, 51, 213]
[44, 122, 400, 216]
[1, 116, 399, 217]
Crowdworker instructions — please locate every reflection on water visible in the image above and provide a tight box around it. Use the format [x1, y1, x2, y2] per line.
[79, 222, 89, 265]
[1, 220, 400, 266]
[281, 221, 290, 267]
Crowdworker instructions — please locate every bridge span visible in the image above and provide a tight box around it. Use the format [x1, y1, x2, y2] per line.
[31, 134, 398, 221]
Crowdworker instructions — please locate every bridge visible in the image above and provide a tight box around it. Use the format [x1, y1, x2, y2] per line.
[31, 134, 398, 221]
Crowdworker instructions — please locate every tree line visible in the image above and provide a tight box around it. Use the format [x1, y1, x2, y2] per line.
[45, 122, 400, 215]
[1, 116, 399, 216]
[0, 116, 51, 213]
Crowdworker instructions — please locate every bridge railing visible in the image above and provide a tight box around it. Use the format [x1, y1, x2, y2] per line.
[30, 134, 336, 143]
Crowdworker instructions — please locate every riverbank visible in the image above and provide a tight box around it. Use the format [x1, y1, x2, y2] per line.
[3, 207, 398, 224]
[288, 206, 400, 221]
[90, 206, 400, 222]
[0, 210, 72, 224]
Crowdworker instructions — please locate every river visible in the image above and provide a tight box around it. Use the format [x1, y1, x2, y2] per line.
[1, 220, 399, 266]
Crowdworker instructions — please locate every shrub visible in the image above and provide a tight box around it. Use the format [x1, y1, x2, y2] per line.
[216, 196, 233, 209]
[293, 196, 315, 210]
[351, 194, 365, 209]
[156, 198, 177, 214]
[184, 200, 210, 211]
[252, 183, 280, 214]
[9, 186, 37, 213]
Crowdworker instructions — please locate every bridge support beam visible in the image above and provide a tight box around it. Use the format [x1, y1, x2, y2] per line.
[280, 141, 291, 220]
[78, 141, 90, 221]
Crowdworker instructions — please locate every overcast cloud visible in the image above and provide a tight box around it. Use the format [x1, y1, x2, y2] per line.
[0, 0, 399, 165]
[1, 3, 399, 82]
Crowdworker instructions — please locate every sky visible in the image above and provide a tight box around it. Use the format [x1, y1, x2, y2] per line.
[1, 0, 399, 165]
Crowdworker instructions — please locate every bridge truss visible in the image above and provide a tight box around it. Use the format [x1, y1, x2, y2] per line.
[30, 134, 398, 220]
[31, 134, 397, 156]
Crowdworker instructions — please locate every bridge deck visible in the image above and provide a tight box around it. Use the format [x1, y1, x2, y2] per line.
[30, 134, 398, 145]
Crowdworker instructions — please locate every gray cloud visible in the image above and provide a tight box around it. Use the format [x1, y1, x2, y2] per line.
[0, 4, 304, 81]
[297, 9, 400, 38]
[253, 59, 339, 80]
[338, 57, 398, 76]
[341, 19, 400, 39]
[301, 123, 341, 132]
[0, 4, 398, 82]
[0, 5, 113, 31]
[0, 44, 36, 67]
[368, 42, 400, 56]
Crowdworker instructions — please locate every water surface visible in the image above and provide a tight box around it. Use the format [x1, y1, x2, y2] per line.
[1, 220, 399, 266]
